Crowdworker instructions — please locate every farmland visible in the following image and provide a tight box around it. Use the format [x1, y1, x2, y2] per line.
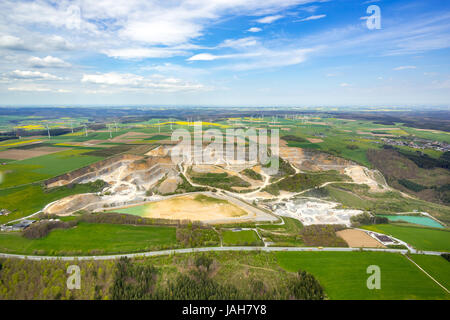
[0, 223, 178, 256]
[221, 230, 263, 246]
[0, 181, 105, 223]
[362, 224, 450, 252]
[276, 251, 449, 300]
[0, 149, 104, 188]
[0, 108, 449, 301]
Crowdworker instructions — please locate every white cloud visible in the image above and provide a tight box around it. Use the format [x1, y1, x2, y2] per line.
[223, 48, 315, 71]
[340, 82, 351, 87]
[298, 14, 326, 22]
[0, 35, 27, 50]
[29, 56, 70, 68]
[256, 15, 284, 24]
[8, 85, 52, 92]
[81, 72, 205, 92]
[7, 85, 69, 92]
[248, 27, 262, 33]
[187, 53, 219, 61]
[103, 48, 187, 59]
[9, 70, 62, 80]
[393, 66, 416, 71]
[187, 52, 261, 62]
[219, 37, 259, 49]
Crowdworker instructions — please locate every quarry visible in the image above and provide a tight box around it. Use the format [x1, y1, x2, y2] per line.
[41, 142, 391, 226]
[272, 197, 363, 226]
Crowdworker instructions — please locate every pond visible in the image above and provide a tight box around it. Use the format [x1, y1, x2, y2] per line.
[379, 215, 445, 229]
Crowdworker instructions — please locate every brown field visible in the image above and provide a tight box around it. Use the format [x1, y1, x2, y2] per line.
[305, 121, 328, 125]
[111, 131, 152, 142]
[370, 127, 400, 131]
[0, 146, 69, 160]
[307, 138, 324, 143]
[356, 130, 395, 137]
[336, 229, 385, 248]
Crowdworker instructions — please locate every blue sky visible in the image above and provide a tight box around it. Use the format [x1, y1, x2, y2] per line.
[0, 0, 449, 107]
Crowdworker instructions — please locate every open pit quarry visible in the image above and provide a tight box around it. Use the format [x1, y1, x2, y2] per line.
[42, 143, 391, 226]
[272, 197, 363, 226]
[44, 153, 180, 216]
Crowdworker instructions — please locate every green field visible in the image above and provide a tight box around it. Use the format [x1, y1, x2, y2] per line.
[409, 255, 450, 290]
[276, 251, 449, 299]
[222, 230, 263, 246]
[0, 149, 103, 188]
[0, 222, 178, 255]
[0, 182, 105, 224]
[362, 224, 450, 252]
[258, 217, 304, 246]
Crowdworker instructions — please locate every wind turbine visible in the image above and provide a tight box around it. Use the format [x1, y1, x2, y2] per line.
[46, 123, 51, 139]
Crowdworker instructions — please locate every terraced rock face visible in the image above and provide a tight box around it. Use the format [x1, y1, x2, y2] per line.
[43, 155, 180, 215]
[45, 154, 143, 188]
[279, 146, 354, 172]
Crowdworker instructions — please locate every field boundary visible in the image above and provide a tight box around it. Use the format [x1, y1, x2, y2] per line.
[404, 254, 450, 294]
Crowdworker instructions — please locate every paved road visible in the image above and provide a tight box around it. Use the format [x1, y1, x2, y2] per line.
[0, 246, 445, 261]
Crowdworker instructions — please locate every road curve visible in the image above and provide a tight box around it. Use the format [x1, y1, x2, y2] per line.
[0, 246, 445, 261]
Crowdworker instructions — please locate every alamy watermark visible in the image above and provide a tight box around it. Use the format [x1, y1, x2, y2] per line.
[67, 265, 81, 290]
[365, 5, 381, 30]
[366, 265, 381, 290]
[170, 124, 280, 175]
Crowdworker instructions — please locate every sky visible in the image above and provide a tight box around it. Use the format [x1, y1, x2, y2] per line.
[0, 0, 449, 107]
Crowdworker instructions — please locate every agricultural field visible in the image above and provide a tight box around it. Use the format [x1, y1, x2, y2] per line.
[0, 110, 449, 302]
[0, 222, 178, 256]
[221, 230, 263, 246]
[409, 254, 450, 290]
[0, 181, 105, 223]
[362, 224, 450, 252]
[0, 149, 104, 188]
[276, 251, 449, 300]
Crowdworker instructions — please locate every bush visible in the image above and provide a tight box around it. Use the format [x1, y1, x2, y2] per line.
[300, 224, 348, 247]
[241, 168, 263, 181]
[288, 270, 325, 300]
[398, 179, 428, 192]
[350, 212, 388, 227]
[22, 220, 77, 239]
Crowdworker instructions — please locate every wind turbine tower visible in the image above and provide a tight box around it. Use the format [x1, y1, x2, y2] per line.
[46, 123, 51, 139]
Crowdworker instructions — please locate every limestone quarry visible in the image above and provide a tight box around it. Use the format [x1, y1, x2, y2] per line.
[272, 197, 363, 226]
[42, 143, 391, 226]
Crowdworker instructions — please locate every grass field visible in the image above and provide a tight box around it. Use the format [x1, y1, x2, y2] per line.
[276, 251, 449, 299]
[362, 224, 450, 252]
[0, 222, 177, 255]
[409, 254, 450, 290]
[0, 149, 103, 188]
[0, 182, 105, 224]
[258, 217, 304, 246]
[221, 230, 263, 246]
